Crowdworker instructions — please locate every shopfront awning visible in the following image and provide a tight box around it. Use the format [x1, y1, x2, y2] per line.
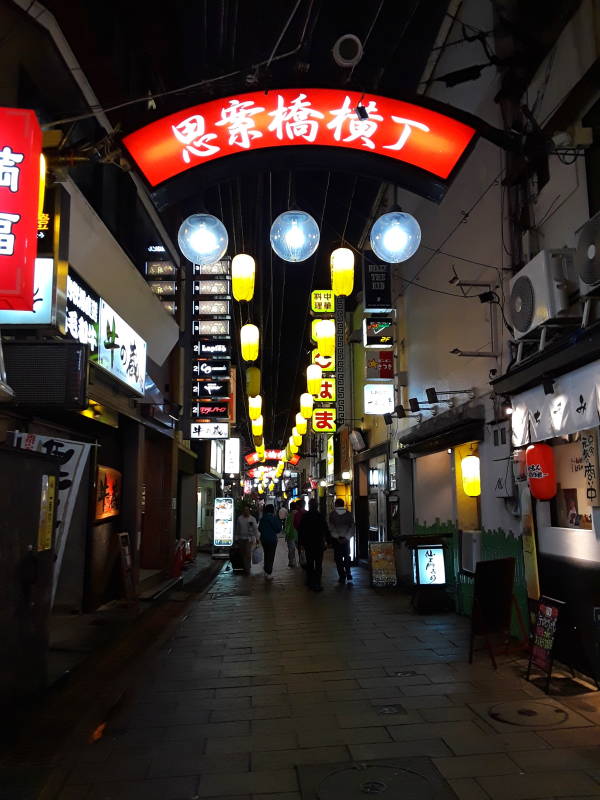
[511, 359, 600, 447]
[396, 404, 485, 457]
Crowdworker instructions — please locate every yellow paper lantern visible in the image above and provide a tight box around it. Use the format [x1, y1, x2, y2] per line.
[268, 481, 275, 491]
[300, 392, 314, 420]
[315, 318, 335, 358]
[258, 486, 264, 494]
[306, 364, 322, 395]
[295, 412, 307, 435]
[285, 444, 293, 461]
[232, 254, 255, 301]
[292, 427, 302, 446]
[311, 318, 324, 343]
[240, 324, 259, 362]
[461, 455, 481, 497]
[330, 247, 354, 296]
[246, 366, 261, 397]
[252, 414, 264, 437]
[289, 437, 298, 454]
[253, 435, 263, 448]
[248, 394, 262, 421]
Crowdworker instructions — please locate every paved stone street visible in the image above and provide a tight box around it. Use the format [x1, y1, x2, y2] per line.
[53, 543, 600, 800]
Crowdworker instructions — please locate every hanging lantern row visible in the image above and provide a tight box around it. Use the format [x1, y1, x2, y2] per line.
[241, 324, 259, 362]
[246, 366, 260, 397]
[330, 247, 354, 297]
[232, 254, 256, 301]
[314, 318, 335, 358]
[295, 413, 307, 435]
[306, 364, 322, 396]
[248, 394, 262, 421]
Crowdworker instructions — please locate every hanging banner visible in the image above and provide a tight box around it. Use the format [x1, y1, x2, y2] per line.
[335, 296, 345, 426]
[12, 432, 91, 605]
[0, 107, 42, 310]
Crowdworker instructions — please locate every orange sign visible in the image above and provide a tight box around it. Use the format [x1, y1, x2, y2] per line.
[95, 465, 122, 520]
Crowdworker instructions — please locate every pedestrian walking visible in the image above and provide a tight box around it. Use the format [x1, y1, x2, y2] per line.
[258, 503, 282, 580]
[328, 498, 355, 583]
[298, 499, 329, 592]
[284, 500, 298, 567]
[278, 503, 289, 523]
[235, 504, 259, 575]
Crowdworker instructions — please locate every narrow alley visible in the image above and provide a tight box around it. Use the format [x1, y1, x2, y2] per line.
[44, 549, 600, 800]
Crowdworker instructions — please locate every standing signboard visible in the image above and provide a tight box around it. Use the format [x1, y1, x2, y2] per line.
[526, 596, 566, 693]
[0, 107, 42, 310]
[213, 497, 235, 548]
[369, 541, 397, 587]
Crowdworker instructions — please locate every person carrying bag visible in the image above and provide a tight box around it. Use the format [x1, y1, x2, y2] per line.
[234, 504, 259, 575]
[328, 498, 355, 583]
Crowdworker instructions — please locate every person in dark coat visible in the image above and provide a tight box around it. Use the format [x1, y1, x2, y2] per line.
[258, 504, 282, 580]
[328, 498, 355, 583]
[298, 499, 329, 591]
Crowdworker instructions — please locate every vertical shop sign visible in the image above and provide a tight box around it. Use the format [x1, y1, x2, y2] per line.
[580, 429, 600, 507]
[0, 108, 42, 310]
[97, 299, 147, 395]
[335, 296, 345, 425]
[12, 432, 91, 604]
[214, 496, 234, 547]
[363, 255, 392, 312]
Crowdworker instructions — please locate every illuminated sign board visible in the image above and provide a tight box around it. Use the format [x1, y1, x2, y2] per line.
[312, 348, 335, 372]
[224, 437, 240, 474]
[312, 407, 337, 433]
[190, 421, 229, 439]
[191, 400, 230, 419]
[0, 257, 54, 325]
[414, 545, 446, 585]
[245, 449, 285, 465]
[213, 497, 234, 548]
[363, 317, 393, 349]
[66, 271, 99, 354]
[193, 338, 232, 358]
[0, 107, 42, 310]
[192, 319, 230, 336]
[313, 376, 336, 402]
[311, 289, 335, 314]
[123, 89, 475, 187]
[192, 379, 230, 399]
[97, 299, 147, 395]
[364, 383, 395, 415]
[192, 360, 230, 379]
[365, 351, 394, 380]
[363, 257, 393, 312]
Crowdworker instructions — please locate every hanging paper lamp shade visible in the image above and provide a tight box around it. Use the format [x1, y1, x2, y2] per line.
[289, 442, 298, 455]
[251, 414, 264, 437]
[248, 394, 262, 421]
[258, 486, 264, 494]
[178, 213, 228, 265]
[330, 247, 354, 296]
[526, 443, 557, 500]
[253, 435, 263, 449]
[285, 444, 293, 461]
[315, 318, 335, 358]
[306, 364, 322, 395]
[268, 481, 275, 491]
[246, 366, 261, 397]
[370, 211, 421, 264]
[295, 413, 307, 435]
[270, 210, 320, 263]
[292, 427, 302, 446]
[311, 318, 324, 343]
[232, 254, 255, 301]
[300, 392, 314, 420]
[461, 455, 481, 497]
[240, 324, 259, 362]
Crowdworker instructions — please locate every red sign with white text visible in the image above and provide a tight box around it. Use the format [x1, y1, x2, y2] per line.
[123, 89, 475, 187]
[0, 107, 41, 309]
[245, 449, 286, 465]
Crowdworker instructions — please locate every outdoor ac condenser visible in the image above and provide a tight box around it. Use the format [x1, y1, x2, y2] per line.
[508, 249, 575, 339]
[574, 211, 600, 297]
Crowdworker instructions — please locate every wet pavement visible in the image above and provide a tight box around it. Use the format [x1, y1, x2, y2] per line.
[38, 542, 600, 798]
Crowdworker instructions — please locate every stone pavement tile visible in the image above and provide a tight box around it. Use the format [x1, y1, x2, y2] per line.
[56, 787, 91, 800]
[399, 682, 479, 696]
[217, 685, 287, 699]
[196, 768, 298, 797]
[443, 731, 550, 755]
[297, 725, 391, 748]
[119, 708, 212, 727]
[289, 699, 374, 717]
[251, 693, 291, 708]
[478, 770, 600, 799]
[510, 747, 600, 771]
[205, 733, 299, 755]
[348, 738, 453, 760]
[148, 751, 249, 777]
[539, 727, 600, 748]
[420, 706, 478, 722]
[384, 694, 455, 710]
[164, 721, 250, 741]
[357, 675, 432, 689]
[66, 756, 151, 784]
[336, 710, 424, 728]
[448, 777, 492, 800]
[388, 720, 486, 742]
[86, 776, 198, 800]
[251, 716, 339, 734]
[563, 694, 600, 724]
[210, 705, 292, 722]
[105, 727, 168, 747]
[252, 794, 301, 800]
[433, 754, 521, 779]
[251, 744, 350, 770]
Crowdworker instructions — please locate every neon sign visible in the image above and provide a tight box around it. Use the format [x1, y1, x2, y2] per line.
[123, 89, 475, 187]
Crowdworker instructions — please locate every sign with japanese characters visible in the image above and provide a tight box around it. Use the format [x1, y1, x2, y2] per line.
[335, 296, 346, 426]
[192, 319, 230, 337]
[194, 338, 232, 358]
[97, 299, 147, 395]
[193, 379, 230, 399]
[95, 465, 122, 520]
[193, 279, 229, 296]
[311, 289, 335, 314]
[224, 437, 240, 474]
[313, 376, 336, 402]
[66, 270, 99, 354]
[415, 545, 446, 585]
[192, 400, 231, 419]
[214, 497, 235, 548]
[123, 89, 475, 187]
[0, 107, 42, 310]
[312, 348, 335, 372]
[312, 407, 337, 434]
[364, 383, 395, 415]
[363, 317, 394, 349]
[0, 257, 54, 325]
[192, 260, 230, 276]
[190, 421, 229, 439]
[245, 449, 285, 465]
[365, 350, 394, 380]
[363, 256, 393, 312]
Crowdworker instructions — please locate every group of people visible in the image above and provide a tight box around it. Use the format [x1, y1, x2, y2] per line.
[234, 498, 355, 591]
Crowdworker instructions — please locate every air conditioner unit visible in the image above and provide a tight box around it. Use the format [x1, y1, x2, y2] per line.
[574, 211, 600, 297]
[508, 249, 575, 339]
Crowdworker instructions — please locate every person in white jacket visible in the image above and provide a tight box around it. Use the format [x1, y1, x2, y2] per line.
[235, 505, 259, 574]
[328, 498, 355, 583]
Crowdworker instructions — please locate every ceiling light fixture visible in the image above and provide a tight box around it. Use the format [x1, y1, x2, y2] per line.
[178, 213, 228, 265]
[370, 211, 421, 264]
[270, 210, 320, 263]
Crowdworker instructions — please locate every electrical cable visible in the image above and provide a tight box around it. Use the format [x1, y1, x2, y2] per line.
[265, 0, 304, 70]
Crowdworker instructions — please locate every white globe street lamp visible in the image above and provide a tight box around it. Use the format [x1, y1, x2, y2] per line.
[270, 210, 320, 262]
[370, 211, 421, 264]
[178, 213, 228, 265]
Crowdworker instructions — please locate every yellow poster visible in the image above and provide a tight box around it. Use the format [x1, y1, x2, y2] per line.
[520, 485, 540, 600]
[37, 474, 56, 551]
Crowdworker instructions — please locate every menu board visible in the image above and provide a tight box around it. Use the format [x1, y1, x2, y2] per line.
[528, 596, 564, 686]
[369, 541, 397, 587]
[213, 497, 234, 548]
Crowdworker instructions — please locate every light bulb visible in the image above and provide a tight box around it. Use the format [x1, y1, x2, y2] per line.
[270, 210, 320, 263]
[178, 213, 228, 265]
[370, 211, 421, 263]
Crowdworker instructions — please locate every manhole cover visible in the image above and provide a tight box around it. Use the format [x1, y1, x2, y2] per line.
[317, 764, 435, 799]
[488, 701, 569, 727]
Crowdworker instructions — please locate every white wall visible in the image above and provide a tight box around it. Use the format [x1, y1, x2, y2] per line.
[414, 450, 454, 526]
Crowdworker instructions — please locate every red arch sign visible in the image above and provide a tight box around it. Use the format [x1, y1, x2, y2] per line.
[123, 89, 475, 187]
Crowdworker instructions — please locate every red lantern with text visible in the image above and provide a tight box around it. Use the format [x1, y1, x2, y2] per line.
[526, 443, 557, 500]
[0, 107, 42, 309]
